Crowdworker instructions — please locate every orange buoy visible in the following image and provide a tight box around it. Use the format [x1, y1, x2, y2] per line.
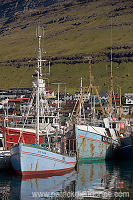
[120, 122, 125, 129]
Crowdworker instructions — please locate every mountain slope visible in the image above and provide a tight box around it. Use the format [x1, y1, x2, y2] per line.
[0, 0, 133, 93]
[0, 0, 63, 17]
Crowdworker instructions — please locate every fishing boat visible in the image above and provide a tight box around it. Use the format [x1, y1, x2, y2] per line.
[114, 89, 133, 159]
[10, 26, 76, 176]
[11, 142, 76, 176]
[2, 91, 56, 148]
[117, 121, 133, 159]
[76, 119, 120, 161]
[74, 64, 120, 161]
[119, 135, 133, 159]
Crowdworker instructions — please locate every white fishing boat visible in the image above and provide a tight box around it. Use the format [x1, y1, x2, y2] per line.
[10, 26, 76, 176]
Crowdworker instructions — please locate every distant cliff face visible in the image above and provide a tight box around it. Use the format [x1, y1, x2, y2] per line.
[0, 0, 99, 18]
[0, 0, 67, 18]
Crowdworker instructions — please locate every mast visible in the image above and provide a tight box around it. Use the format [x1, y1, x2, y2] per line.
[79, 77, 83, 117]
[76, 61, 105, 120]
[36, 26, 46, 144]
[89, 62, 105, 117]
[118, 84, 125, 118]
[108, 16, 114, 117]
[36, 69, 40, 145]
[107, 48, 113, 116]
[52, 82, 66, 120]
[119, 86, 122, 118]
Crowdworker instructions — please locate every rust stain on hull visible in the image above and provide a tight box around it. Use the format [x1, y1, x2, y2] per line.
[35, 160, 39, 171]
[90, 142, 95, 157]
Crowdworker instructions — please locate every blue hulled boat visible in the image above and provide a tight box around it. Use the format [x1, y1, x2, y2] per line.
[74, 65, 120, 161]
[11, 142, 76, 176]
[76, 119, 119, 161]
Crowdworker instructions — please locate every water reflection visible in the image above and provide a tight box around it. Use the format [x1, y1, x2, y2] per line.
[10, 170, 76, 200]
[76, 160, 131, 199]
[0, 160, 133, 199]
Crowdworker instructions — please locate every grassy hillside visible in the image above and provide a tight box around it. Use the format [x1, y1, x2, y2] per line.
[0, 0, 133, 94]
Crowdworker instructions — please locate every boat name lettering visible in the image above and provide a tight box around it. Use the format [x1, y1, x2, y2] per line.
[102, 136, 112, 144]
[38, 150, 46, 155]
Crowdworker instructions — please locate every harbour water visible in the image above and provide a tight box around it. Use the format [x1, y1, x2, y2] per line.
[0, 160, 132, 199]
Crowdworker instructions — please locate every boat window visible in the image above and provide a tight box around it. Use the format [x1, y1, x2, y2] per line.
[112, 123, 116, 129]
[44, 136, 48, 143]
[105, 128, 111, 137]
[39, 117, 42, 123]
[49, 118, 53, 123]
[0, 140, 3, 147]
[45, 117, 48, 123]
[50, 137, 55, 143]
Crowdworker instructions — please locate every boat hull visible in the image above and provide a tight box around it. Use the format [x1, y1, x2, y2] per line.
[10, 143, 76, 176]
[76, 125, 118, 161]
[119, 134, 133, 159]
